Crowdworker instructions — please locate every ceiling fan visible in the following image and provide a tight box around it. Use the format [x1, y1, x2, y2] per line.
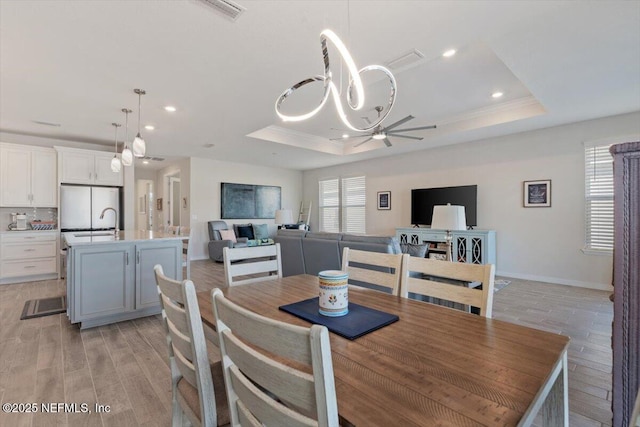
[331, 106, 436, 147]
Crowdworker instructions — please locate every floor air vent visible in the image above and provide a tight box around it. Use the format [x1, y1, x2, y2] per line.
[196, 0, 246, 21]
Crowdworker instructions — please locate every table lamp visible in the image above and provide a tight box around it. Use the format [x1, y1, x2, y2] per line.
[431, 204, 466, 261]
[274, 209, 294, 229]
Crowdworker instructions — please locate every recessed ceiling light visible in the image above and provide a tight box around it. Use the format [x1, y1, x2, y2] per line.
[342, 134, 349, 139]
[164, 106, 177, 112]
[442, 49, 456, 58]
[144, 125, 155, 130]
[142, 160, 149, 164]
[492, 92, 504, 99]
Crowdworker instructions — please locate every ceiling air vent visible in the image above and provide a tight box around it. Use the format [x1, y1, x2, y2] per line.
[140, 156, 165, 162]
[386, 49, 425, 71]
[196, 0, 246, 21]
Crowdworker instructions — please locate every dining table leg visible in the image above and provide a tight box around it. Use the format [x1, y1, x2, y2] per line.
[542, 350, 569, 426]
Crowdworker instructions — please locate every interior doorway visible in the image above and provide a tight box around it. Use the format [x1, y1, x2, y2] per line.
[169, 176, 181, 227]
[136, 179, 154, 231]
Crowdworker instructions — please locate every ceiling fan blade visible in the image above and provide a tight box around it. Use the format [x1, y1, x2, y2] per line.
[385, 133, 424, 141]
[354, 137, 374, 147]
[382, 115, 415, 131]
[391, 124, 437, 132]
[383, 138, 393, 147]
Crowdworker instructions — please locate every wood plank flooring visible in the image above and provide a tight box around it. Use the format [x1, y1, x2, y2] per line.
[0, 260, 613, 426]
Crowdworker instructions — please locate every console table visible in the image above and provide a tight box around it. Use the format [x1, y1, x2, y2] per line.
[396, 227, 496, 265]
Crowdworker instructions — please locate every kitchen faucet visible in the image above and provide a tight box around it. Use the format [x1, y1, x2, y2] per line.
[99, 207, 119, 236]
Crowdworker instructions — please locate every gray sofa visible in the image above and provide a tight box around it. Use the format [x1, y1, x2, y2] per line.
[274, 229, 402, 277]
[207, 220, 249, 262]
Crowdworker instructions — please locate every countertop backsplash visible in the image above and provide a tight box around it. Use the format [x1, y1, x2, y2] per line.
[0, 207, 57, 232]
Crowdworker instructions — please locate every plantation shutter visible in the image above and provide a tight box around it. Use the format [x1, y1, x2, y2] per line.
[341, 176, 366, 234]
[319, 179, 340, 233]
[584, 143, 614, 252]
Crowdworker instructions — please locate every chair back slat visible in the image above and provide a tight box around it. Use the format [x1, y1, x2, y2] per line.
[223, 243, 283, 286]
[154, 265, 219, 425]
[341, 247, 406, 295]
[221, 329, 316, 414]
[212, 288, 339, 427]
[214, 291, 312, 363]
[400, 257, 495, 318]
[229, 365, 316, 427]
[166, 315, 194, 365]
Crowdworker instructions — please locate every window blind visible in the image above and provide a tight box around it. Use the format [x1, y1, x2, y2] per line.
[341, 176, 366, 234]
[318, 176, 366, 233]
[319, 179, 340, 233]
[584, 143, 614, 252]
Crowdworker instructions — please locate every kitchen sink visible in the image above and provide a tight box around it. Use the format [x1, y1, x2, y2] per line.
[74, 232, 116, 237]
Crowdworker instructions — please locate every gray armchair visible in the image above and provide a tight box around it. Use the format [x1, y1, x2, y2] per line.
[207, 220, 248, 262]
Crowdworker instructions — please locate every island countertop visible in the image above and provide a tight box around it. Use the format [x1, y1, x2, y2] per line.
[63, 230, 187, 246]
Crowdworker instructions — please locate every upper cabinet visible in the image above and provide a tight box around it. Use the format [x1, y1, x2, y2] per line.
[56, 147, 123, 186]
[0, 143, 57, 207]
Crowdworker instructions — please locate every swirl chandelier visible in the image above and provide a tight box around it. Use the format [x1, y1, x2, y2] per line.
[275, 29, 397, 133]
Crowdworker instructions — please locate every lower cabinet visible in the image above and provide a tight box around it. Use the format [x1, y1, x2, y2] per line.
[68, 240, 181, 328]
[0, 231, 58, 284]
[396, 227, 496, 265]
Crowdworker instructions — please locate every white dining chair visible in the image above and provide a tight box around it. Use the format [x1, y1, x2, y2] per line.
[211, 288, 339, 427]
[179, 226, 192, 280]
[154, 265, 229, 426]
[341, 247, 407, 296]
[222, 243, 282, 286]
[400, 256, 495, 318]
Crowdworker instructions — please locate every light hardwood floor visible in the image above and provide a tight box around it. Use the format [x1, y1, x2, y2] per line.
[0, 260, 613, 426]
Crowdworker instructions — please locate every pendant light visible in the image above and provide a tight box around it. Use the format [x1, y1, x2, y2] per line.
[110, 122, 122, 173]
[132, 88, 146, 157]
[121, 108, 133, 166]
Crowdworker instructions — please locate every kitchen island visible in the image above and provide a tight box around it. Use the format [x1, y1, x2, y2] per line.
[64, 230, 184, 329]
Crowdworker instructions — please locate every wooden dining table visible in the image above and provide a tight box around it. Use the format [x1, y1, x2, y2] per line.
[196, 274, 570, 427]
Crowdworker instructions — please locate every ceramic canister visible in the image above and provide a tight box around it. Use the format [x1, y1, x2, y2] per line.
[318, 270, 349, 317]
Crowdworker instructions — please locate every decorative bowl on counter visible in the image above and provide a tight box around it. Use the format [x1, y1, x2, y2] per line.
[29, 221, 57, 230]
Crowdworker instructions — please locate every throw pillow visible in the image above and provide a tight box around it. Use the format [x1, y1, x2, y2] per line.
[236, 224, 254, 240]
[252, 224, 269, 240]
[400, 243, 428, 258]
[218, 229, 237, 243]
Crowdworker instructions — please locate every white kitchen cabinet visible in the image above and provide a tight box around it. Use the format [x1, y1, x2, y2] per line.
[0, 143, 57, 207]
[56, 147, 123, 186]
[0, 231, 58, 284]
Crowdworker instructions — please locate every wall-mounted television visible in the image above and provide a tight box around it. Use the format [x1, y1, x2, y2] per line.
[411, 185, 477, 227]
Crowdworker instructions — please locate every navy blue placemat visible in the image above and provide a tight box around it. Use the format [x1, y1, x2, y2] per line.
[279, 297, 399, 340]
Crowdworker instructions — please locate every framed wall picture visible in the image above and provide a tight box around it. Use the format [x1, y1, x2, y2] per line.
[377, 191, 391, 210]
[156, 198, 163, 211]
[523, 180, 551, 207]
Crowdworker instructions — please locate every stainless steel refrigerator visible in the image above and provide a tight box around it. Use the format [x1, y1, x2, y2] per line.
[60, 185, 121, 231]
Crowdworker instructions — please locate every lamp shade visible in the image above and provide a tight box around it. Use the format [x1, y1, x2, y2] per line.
[431, 204, 466, 231]
[274, 209, 294, 225]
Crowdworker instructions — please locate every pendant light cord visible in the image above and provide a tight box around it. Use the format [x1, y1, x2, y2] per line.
[137, 92, 141, 134]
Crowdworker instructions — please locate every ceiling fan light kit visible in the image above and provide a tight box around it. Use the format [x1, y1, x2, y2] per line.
[332, 106, 437, 148]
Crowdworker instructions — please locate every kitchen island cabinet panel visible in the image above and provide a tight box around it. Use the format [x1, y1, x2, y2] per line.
[64, 230, 183, 328]
[73, 244, 134, 321]
[136, 243, 181, 309]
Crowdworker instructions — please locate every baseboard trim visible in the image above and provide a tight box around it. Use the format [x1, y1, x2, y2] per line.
[496, 270, 613, 292]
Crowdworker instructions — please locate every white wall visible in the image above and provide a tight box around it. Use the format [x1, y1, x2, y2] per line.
[303, 112, 640, 290]
[189, 157, 303, 260]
